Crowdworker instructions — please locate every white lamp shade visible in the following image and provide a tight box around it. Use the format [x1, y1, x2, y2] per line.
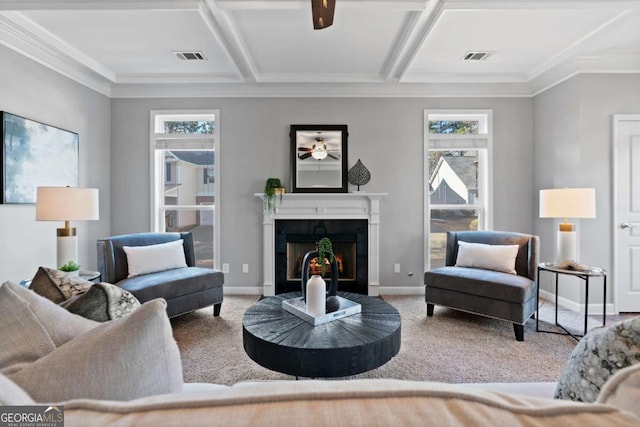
[36, 187, 99, 221]
[539, 188, 596, 219]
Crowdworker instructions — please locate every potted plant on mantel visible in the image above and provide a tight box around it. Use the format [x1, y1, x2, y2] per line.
[264, 178, 285, 214]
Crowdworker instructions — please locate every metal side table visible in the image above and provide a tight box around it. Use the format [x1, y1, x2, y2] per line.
[536, 262, 606, 341]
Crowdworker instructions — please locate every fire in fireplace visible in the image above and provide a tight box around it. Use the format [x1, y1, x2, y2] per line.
[286, 241, 356, 281]
[275, 219, 368, 294]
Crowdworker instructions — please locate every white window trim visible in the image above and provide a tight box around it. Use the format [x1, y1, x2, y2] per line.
[149, 109, 221, 270]
[423, 109, 493, 272]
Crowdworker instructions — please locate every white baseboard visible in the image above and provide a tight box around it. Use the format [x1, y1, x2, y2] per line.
[222, 286, 426, 296]
[379, 286, 425, 295]
[223, 287, 263, 296]
[538, 289, 614, 315]
[224, 286, 613, 314]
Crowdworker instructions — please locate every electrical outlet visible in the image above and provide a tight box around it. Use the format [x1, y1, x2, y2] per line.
[242, 263, 249, 273]
[222, 263, 229, 273]
[394, 263, 401, 273]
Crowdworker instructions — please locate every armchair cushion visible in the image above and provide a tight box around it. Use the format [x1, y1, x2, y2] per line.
[456, 241, 519, 274]
[426, 266, 536, 304]
[123, 239, 187, 277]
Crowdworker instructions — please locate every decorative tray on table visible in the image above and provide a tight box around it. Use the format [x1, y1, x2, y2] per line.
[282, 296, 361, 326]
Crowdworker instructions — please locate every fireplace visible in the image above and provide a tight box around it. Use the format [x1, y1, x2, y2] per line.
[275, 219, 368, 294]
[256, 192, 385, 296]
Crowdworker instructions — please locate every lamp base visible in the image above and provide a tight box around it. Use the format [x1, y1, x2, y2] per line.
[556, 223, 576, 263]
[57, 233, 78, 269]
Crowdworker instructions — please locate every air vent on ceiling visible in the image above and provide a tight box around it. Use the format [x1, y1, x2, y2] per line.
[173, 51, 206, 61]
[462, 51, 491, 61]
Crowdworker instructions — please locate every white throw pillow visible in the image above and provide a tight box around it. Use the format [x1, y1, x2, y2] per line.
[455, 241, 519, 274]
[124, 239, 188, 278]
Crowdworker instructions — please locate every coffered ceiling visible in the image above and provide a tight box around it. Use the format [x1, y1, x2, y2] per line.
[0, 0, 638, 97]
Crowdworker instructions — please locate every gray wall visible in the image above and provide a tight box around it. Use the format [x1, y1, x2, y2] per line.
[3, 41, 635, 304]
[533, 74, 640, 306]
[0, 45, 111, 283]
[111, 97, 534, 291]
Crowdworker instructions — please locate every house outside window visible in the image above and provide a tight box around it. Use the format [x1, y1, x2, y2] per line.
[151, 110, 220, 269]
[424, 110, 493, 270]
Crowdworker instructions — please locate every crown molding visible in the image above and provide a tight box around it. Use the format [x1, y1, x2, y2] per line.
[1, 0, 638, 99]
[0, 13, 112, 96]
[115, 72, 244, 84]
[110, 81, 534, 98]
[531, 54, 640, 96]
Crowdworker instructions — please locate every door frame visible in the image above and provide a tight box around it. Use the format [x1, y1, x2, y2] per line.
[612, 114, 640, 313]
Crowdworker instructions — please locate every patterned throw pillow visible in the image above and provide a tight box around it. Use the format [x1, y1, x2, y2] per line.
[29, 267, 93, 303]
[61, 283, 141, 322]
[555, 316, 640, 402]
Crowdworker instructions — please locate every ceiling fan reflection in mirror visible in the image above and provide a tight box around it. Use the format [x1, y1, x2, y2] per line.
[298, 136, 340, 160]
[312, 0, 336, 30]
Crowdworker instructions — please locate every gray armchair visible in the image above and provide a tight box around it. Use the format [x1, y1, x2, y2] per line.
[97, 232, 223, 317]
[424, 231, 539, 341]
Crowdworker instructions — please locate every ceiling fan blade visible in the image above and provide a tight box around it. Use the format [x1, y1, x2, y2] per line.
[299, 152, 312, 160]
[327, 153, 339, 160]
[298, 147, 311, 151]
[311, 0, 335, 30]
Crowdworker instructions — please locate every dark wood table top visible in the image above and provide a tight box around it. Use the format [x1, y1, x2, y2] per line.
[242, 292, 401, 378]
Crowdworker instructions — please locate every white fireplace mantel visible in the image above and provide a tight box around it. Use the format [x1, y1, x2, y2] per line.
[255, 193, 387, 296]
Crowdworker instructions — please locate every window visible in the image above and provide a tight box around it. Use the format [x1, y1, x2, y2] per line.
[424, 111, 492, 270]
[203, 167, 214, 184]
[151, 110, 220, 269]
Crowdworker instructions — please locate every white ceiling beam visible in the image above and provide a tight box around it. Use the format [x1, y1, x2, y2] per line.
[529, 10, 640, 80]
[386, 0, 445, 82]
[199, 0, 258, 82]
[443, 0, 640, 11]
[215, 0, 426, 11]
[0, 0, 200, 11]
[380, 10, 422, 81]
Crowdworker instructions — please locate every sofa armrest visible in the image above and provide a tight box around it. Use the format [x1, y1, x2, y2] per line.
[459, 382, 557, 399]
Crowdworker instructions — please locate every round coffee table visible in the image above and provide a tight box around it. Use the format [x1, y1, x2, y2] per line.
[242, 292, 401, 378]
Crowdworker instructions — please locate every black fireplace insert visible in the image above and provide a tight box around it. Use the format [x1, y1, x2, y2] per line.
[275, 219, 368, 294]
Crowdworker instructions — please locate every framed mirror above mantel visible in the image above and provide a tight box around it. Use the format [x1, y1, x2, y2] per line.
[290, 124, 348, 193]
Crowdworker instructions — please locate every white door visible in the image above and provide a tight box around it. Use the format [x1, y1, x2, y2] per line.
[613, 115, 640, 312]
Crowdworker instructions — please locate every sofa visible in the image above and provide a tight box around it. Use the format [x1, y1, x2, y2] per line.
[425, 230, 539, 341]
[1, 280, 639, 427]
[97, 232, 224, 317]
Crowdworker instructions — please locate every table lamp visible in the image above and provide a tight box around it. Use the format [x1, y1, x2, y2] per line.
[539, 188, 596, 263]
[36, 187, 99, 269]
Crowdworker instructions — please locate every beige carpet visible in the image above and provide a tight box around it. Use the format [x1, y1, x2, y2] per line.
[171, 295, 593, 385]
